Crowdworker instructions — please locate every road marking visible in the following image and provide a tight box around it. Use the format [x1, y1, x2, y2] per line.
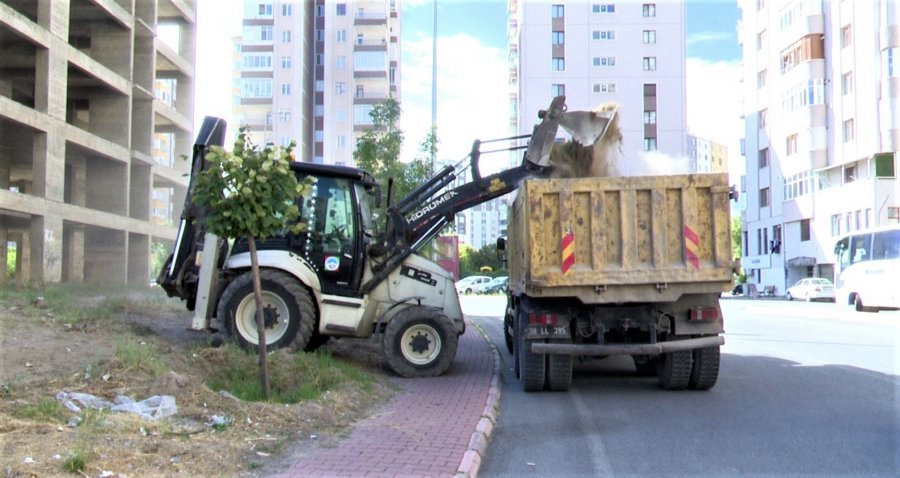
[569, 387, 615, 476]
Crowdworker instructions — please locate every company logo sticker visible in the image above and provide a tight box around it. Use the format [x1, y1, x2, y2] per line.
[324, 256, 340, 272]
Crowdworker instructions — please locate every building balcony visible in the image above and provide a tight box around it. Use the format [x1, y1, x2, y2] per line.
[354, 70, 387, 79]
[355, 12, 387, 25]
[353, 90, 389, 104]
[353, 39, 388, 51]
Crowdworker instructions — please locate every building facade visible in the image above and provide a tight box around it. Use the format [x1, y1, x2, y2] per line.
[739, 0, 900, 294]
[509, 0, 687, 164]
[235, 0, 400, 166]
[0, 0, 196, 285]
[687, 134, 728, 173]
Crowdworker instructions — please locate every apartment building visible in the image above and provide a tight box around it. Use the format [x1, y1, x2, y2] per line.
[687, 134, 728, 173]
[509, 0, 687, 165]
[234, 0, 400, 166]
[740, 0, 900, 294]
[0, 0, 196, 285]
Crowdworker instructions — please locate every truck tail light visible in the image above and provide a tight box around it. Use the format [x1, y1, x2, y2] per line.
[689, 307, 720, 322]
[528, 313, 558, 326]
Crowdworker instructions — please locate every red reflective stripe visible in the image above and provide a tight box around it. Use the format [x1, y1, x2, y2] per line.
[561, 231, 575, 274]
[528, 313, 558, 325]
[685, 249, 700, 269]
[683, 225, 699, 246]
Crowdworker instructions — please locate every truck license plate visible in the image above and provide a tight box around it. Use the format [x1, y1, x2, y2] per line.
[524, 324, 569, 339]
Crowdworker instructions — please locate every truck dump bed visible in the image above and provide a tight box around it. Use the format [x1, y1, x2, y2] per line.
[508, 173, 733, 304]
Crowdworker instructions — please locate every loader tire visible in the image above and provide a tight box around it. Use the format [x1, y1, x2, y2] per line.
[688, 345, 720, 390]
[383, 306, 458, 378]
[219, 270, 315, 353]
[517, 311, 545, 392]
[547, 345, 573, 392]
[658, 349, 693, 391]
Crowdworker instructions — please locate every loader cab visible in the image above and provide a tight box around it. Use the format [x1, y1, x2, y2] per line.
[291, 163, 378, 297]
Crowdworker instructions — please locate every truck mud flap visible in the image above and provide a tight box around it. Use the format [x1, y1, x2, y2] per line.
[530, 336, 724, 356]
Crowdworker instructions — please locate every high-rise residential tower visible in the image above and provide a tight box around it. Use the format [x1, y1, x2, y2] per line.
[739, 0, 900, 293]
[509, 0, 687, 165]
[0, 0, 197, 285]
[235, 0, 400, 166]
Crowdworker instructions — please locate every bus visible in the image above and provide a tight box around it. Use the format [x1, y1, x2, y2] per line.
[833, 225, 900, 312]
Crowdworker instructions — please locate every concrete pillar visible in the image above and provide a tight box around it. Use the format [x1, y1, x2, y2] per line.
[64, 224, 84, 282]
[90, 23, 133, 79]
[14, 232, 30, 285]
[0, 227, 7, 286]
[31, 128, 66, 203]
[68, 156, 86, 206]
[127, 233, 149, 285]
[30, 215, 63, 283]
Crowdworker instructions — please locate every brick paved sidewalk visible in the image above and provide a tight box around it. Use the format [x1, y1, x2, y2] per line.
[272, 321, 497, 478]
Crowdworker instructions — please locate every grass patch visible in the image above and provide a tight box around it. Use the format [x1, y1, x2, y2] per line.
[115, 341, 168, 377]
[12, 398, 68, 423]
[63, 448, 87, 473]
[206, 345, 375, 404]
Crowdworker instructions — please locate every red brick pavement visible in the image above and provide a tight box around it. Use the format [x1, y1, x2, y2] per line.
[272, 320, 497, 478]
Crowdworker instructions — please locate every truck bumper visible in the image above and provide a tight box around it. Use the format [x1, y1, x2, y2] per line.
[530, 335, 724, 356]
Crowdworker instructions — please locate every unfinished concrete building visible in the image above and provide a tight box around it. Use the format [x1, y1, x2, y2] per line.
[0, 0, 196, 285]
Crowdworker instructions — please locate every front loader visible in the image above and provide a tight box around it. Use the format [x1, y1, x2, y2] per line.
[157, 96, 616, 377]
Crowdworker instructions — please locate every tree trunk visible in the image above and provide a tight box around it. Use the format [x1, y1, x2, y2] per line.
[247, 235, 270, 400]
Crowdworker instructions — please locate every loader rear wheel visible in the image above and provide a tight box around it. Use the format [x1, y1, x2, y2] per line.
[383, 307, 458, 378]
[688, 346, 720, 390]
[517, 311, 545, 392]
[219, 270, 315, 352]
[547, 343, 573, 392]
[658, 349, 693, 390]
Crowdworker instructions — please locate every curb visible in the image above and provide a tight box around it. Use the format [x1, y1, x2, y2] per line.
[455, 319, 502, 478]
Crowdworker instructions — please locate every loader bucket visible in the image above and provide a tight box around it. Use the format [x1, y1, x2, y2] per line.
[523, 96, 618, 170]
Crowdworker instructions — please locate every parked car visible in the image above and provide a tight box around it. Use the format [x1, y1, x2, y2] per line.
[479, 276, 508, 294]
[455, 275, 492, 295]
[785, 277, 835, 302]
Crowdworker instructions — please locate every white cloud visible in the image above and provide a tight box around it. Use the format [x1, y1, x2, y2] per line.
[399, 33, 510, 174]
[686, 31, 734, 47]
[685, 57, 745, 185]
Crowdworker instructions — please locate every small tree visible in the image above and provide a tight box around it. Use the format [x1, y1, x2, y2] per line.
[193, 129, 310, 399]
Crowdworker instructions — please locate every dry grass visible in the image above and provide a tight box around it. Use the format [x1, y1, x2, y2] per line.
[0, 284, 394, 477]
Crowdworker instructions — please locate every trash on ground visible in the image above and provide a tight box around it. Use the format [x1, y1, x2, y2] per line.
[55, 391, 177, 420]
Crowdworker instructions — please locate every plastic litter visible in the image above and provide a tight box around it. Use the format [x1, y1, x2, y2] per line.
[55, 391, 177, 421]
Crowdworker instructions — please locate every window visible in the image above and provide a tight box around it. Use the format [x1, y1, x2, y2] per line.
[885, 47, 899, 77]
[316, 29, 324, 42]
[784, 171, 812, 200]
[356, 33, 364, 45]
[874, 152, 896, 177]
[643, 110, 656, 124]
[757, 30, 766, 51]
[594, 57, 615, 66]
[336, 82, 346, 94]
[278, 110, 290, 122]
[336, 55, 346, 69]
[261, 25, 273, 41]
[242, 53, 272, 69]
[759, 148, 769, 168]
[336, 135, 347, 149]
[842, 71, 854, 95]
[593, 83, 616, 93]
[841, 25, 852, 48]
[354, 104, 374, 125]
[552, 31, 565, 45]
[315, 80, 324, 92]
[281, 56, 291, 68]
[258, 3, 272, 15]
[336, 3, 347, 15]
[281, 82, 291, 95]
[760, 187, 770, 207]
[335, 109, 346, 122]
[786, 134, 798, 155]
[642, 56, 656, 71]
[595, 30, 615, 40]
[758, 69, 767, 88]
[831, 214, 841, 236]
[844, 164, 857, 183]
[551, 84, 565, 97]
[282, 4, 292, 15]
[642, 3, 656, 17]
[316, 53, 324, 66]
[315, 130, 324, 142]
[354, 51, 386, 70]
[800, 219, 810, 242]
[843, 119, 855, 142]
[282, 30, 291, 43]
[316, 5, 324, 16]
[643, 30, 656, 44]
[888, 207, 900, 224]
[337, 30, 347, 42]
[759, 108, 767, 128]
[552, 57, 565, 71]
[356, 85, 364, 98]
[593, 4, 615, 13]
[643, 138, 657, 151]
[551, 4, 564, 18]
[314, 105, 324, 117]
[241, 78, 273, 98]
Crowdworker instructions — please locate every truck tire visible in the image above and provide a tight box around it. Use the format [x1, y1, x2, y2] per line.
[547, 343, 573, 391]
[219, 270, 315, 353]
[688, 346, 720, 390]
[383, 306, 458, 378]
[658, 349, 692, 390]
[503, 304, 514, 354]
[517, 311, 545, 392]
[633, 355, 659, 377]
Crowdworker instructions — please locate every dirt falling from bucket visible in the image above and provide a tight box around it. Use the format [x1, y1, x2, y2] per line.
[548, 103, 623, 179]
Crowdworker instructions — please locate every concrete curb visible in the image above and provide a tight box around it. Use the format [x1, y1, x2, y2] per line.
[456, 319, 502, 478]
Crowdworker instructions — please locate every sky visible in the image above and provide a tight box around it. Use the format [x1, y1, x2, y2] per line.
[195, 0, 745, 183]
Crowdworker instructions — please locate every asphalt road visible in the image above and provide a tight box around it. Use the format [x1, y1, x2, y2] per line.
[462, 296, 900, 477]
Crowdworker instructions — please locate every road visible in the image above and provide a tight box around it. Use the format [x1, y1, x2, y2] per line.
[461, 296, 900, 477]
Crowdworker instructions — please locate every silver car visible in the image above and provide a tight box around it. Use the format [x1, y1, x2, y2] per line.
[785, 278, 835, 302]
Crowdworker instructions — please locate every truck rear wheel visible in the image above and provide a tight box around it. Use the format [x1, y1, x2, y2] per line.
[688, 346, 720, 390]
[383, 306, 458, 378]
[503, 302, 514, 354]
[516, 311, 545, 392]
[547, 344, 573, 391]
[658, 349, 692, 390]
[219, 270, 315, 352]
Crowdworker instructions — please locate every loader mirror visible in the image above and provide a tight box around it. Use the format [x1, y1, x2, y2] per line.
[496, 237, 507, 255]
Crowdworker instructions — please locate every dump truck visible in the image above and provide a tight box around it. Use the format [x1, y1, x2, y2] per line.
[499, 172, 734, 392]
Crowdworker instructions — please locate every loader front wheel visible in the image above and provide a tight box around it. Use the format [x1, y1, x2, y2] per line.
[383, 307, 458, 378]
[219, 270, 315, 352]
